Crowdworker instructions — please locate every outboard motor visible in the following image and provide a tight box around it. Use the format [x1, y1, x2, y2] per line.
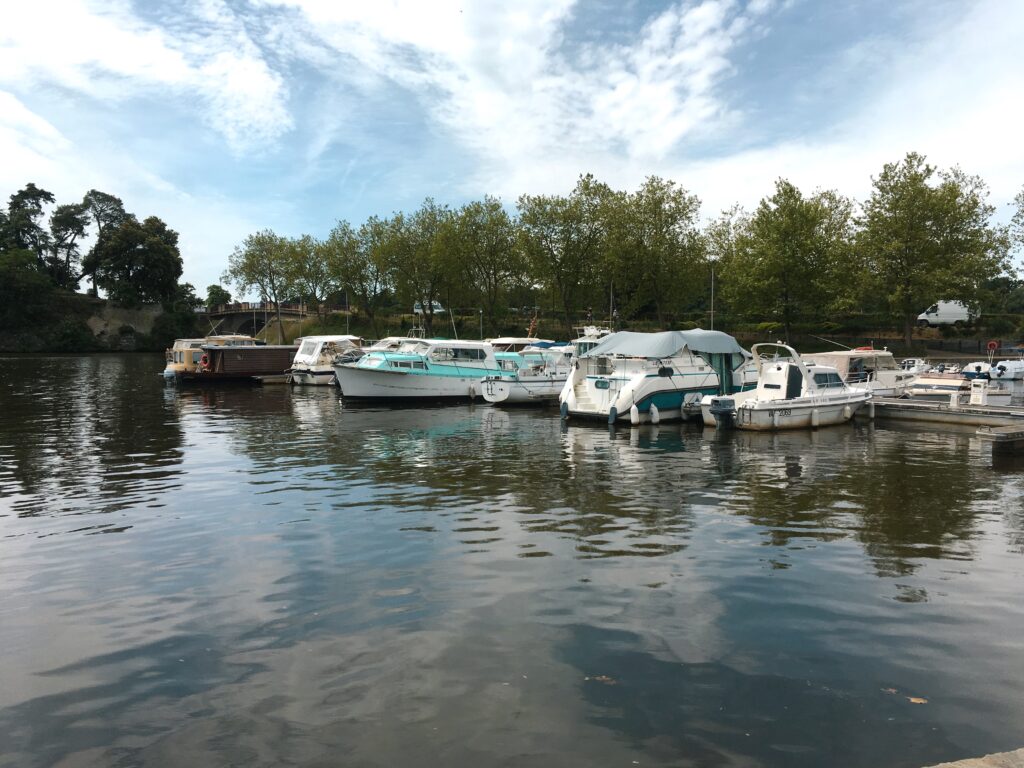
[708, 396, 737, 429]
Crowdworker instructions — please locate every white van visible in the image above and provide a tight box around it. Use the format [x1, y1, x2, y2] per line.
[917, 300, 973, 327]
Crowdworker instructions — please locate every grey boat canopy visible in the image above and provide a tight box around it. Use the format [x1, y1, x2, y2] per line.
[580, 329, 748, 359]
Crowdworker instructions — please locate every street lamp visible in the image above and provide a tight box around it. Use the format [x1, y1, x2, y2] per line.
[479, 309, 483, 339]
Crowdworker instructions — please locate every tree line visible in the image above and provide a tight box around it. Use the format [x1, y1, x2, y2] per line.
[0, 183, 199, 348]
[224, 152, 1023, 346]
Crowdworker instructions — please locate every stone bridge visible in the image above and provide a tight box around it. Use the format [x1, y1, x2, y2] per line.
[198, 302, 341, 336]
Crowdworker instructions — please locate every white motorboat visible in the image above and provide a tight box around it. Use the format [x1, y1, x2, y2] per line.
[703, 342, 870, 430]
[899, 357, 932, 374]
[288, 335, 365, 386]
[482, 343, 574, 405]
[487, 336, 554, 353]
[559, 329, 755, 424]
[333, 338, 500, 399]
[802, 348, 915, 397]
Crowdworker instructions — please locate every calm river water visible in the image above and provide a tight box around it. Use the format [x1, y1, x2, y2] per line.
[1, 354, 1023, 767]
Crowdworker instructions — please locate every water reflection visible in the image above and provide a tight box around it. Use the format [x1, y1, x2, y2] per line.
[1, 355, 1023, 768]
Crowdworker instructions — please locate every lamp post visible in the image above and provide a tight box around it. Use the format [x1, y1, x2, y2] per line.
[479, 309, 483, 340]
[710, 259, 716, 330]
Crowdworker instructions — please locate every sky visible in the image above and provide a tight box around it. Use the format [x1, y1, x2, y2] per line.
[2, 0, 1023, 295]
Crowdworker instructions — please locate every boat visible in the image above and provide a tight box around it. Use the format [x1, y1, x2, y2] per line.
[908, 361, 1015, 405]
[163, 334, 260, 379]
[899, 357, 932, 374]
[333, 338, 501, 399]
[178, 343, 299, 383]
[703, 342, 870, 430]
[487, 336, 554, 353]
[288, 335, 365, 386]
[571, 325, 612, 356]
[482, 343, 574, 405]
[801, 348, 916, 397]
[559, 329, 755, 424]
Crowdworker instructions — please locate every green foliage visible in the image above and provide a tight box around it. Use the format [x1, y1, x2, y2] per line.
[603, 176, 704, 324]
[80, 190, 128, 292]
[223, 229, 295, 342]
[858, 152, 1010, 345]
[0, 249, 57, 330]
[93, 215, 183, 307]
[287, 233, 338, 315]
[720, 179, 854, 341]
[441, 196, 522, 335]
[517, 174, 609, 323]
[322, 218, 390, 337]
[382, 199, 452, 335]
[206, 283, 232, 307]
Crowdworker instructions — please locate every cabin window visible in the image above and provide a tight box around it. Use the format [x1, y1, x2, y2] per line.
[499, 359, 518, 371]
[813, 372, 845, 388]
[430, 347, 455, 361]
[299, 341, 317, 356]
[764, 383, 781, 389]
[192, 351, 202, 364]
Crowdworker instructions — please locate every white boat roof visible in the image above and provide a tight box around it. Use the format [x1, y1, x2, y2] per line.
[488, 337, 553, 345]
[296, 335, 363, 344]
[582, 330, 747, 359]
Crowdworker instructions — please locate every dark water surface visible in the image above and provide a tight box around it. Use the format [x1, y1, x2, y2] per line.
[1, 354, 1023, 768]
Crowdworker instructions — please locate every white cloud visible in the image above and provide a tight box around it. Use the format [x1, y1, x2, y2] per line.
[0, 0, 292, 152]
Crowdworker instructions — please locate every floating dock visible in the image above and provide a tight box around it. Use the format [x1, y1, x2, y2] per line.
[860, 398, 1024, 428]
[924, 747, 1024, 767]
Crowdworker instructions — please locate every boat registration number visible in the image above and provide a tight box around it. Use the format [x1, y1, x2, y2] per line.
[776, 409, 792, 416]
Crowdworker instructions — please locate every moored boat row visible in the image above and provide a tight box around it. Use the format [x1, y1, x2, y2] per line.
[162, 330, 1024, 432]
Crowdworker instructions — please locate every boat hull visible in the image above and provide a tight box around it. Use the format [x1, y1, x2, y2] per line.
[708, 397, 868, 434]
[481, 377, 565, 405]
[289, 367, 336, 386]
[334, 364, 487, 400]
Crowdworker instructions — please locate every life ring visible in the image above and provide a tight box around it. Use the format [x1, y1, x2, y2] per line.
[199, 353, 210, 368]
[986, 340, 999, 352]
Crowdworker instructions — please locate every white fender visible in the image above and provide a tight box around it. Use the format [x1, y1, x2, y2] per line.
[811, 408, 819, 428]
[630, 404, 640, 425]
[649, 404, 660, 425]
[842, 405, 852, 420]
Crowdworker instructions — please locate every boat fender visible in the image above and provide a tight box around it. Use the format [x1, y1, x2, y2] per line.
[630, 404, 640, 425]
[608, 406, 618, 425]
[811, 408, 819, 428]
[843, 405, 852, 420]
[650, 404, 660, 425]
[560, 401, 569, 419]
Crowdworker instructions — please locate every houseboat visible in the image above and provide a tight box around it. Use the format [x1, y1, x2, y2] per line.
[177, 343, 299, 383]
[559, 329, 755, 425]
[288, 335, 365, 386]
[163, 334, 260, 379]
[702, 343, 870, 430]
[333, 338, 501, 399]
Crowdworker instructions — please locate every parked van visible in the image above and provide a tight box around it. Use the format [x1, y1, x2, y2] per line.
[413, 300, 444, 315]
[917, 300, 973, 327]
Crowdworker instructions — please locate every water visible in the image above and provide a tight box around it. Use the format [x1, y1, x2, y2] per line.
[1, 354, 1023, 768]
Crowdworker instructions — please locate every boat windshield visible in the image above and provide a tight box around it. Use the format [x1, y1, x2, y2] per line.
[813, 371, 845, 389]
[298, 341, 317, 356]
[396, 340, 429, 354]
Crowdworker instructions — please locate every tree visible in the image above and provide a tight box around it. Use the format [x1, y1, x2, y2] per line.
[603, 176, 704, 325]
[324, 218, 390, 337]
[80, 190, 128, 293]
[5, 183, 54, 261]
[443, 196, 521, 335]
[47, 202, 90, 289]
[517, 174, 609, 323]
[703, 205, 750, 329]
[0, 249, 56, 330]
[1011, 185, 1024, 258]
[206, 284, 232, 308]
[287, 234, 338, 320]
[93, 215, 184, 307]
[384, 200, 453, 335]
[223, 229, 294, 342]
[858, 152, 1010, 346]
[719, 179, 853, 341]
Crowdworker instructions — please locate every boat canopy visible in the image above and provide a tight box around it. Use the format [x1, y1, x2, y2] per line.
[580, 329, 747, 359]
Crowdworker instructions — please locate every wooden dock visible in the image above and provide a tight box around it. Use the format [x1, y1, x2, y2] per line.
[924, 747, 1024, 767]
[860, 398, 1024, 428]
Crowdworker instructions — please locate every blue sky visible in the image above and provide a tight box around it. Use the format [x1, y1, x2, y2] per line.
[2, 0, 1022, 295]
